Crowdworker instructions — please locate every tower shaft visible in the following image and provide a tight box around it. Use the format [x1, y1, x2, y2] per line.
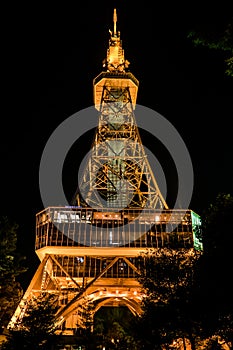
[8, 9, 203, 337]
[77, 81, 168, 210]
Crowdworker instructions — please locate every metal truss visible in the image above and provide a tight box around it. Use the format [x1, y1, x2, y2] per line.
[76, 86, 168, 210]
[9, 253, 144, 331]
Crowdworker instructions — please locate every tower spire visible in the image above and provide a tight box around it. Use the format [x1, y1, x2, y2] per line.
[113, 8, 117, 36]
[103, 8, 130, 72]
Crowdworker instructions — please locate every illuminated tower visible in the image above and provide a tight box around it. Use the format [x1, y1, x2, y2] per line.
[9, 9, 202, 335]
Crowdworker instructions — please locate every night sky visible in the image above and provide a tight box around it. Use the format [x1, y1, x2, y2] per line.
[1, 1, 232, 288]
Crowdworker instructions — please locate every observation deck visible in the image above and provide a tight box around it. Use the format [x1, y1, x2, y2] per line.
[35, 206, 203, 260]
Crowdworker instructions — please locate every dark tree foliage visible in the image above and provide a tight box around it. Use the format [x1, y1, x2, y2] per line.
[75, 300, 96, 350]
[1, 293, 59, 350]
[134, 194, 233, 349]
[75, 302, 140, 349]
[200, 193, 233, 346]
[103, 321, 137, 350]
[202, 193, 233, 256]
[94, 307, 139, 349]
[0, 216, 27, 328]
[135, 248, 203, 350]
[188, 20, 233, 77]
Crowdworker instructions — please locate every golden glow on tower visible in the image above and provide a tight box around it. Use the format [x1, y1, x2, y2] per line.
[103, 8, 130, 72]
[94, 9, 138, 110]
[8, 9, 202, 337]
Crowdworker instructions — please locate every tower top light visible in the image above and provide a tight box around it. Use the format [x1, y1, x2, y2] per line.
[113, 8, 117, 36]
[103, 8, 130, 72]
[94, 9, 138, 109]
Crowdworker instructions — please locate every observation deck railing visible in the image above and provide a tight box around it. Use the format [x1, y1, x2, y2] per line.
[35, 207, 203, 251]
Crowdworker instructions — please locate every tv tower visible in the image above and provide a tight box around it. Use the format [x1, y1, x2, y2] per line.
[8, 9, 202, 336]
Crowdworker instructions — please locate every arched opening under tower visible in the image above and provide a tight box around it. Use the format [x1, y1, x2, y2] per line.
[93, 305, 140, 343]
[57, 287, 143, 332]
[94, 295, 142, 317]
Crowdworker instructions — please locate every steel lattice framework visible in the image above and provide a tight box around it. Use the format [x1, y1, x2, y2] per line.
[75, 83, 168, 210]
[8, 9, 202, 337]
